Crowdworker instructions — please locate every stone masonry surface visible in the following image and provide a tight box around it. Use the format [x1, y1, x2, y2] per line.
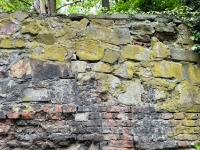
[0, 11, 199, 150]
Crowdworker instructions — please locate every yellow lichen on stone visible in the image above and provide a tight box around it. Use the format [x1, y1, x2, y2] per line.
[44, 44, 66, 61]
[151, 60, 182, 79]
[188, 64, 200, 83]
[114, 61, 135, 79]
[30, 43, 66, 62]
[76, 40, 104, 61]
[12, 103, 33, 112]
[92, 62, 113, 73]
[152, 41, 169, 58]
[121, 45, 151, 61]
[0, 39, 25, 48]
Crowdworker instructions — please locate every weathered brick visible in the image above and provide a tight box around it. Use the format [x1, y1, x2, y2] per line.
[21, 112, 34, 119]
[7, 112, 20, 119]
[109, 140, 133, 148]
[104, 134, 119, 140]
[0, 126, 6, 134]
[49, 113, 61, 120]
[162, 113, 173, 120]
[112, 113, 125, 119]
[174, 113, 185, 120]
[120, 134, 133, 141]
[103, 113, 112, 119]
[62, 104, 76, 113]
[109, 106, 123, 112]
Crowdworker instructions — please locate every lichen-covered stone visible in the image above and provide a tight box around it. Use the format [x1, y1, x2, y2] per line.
[101, 49, 120, 64]
[118, 80, 144, 105]
[21, 20, 41, 34]
[76, 40, 104, 61]
[121, 45, 151, 61]
[151, 60, 182, 79]
[0, 39, 26, 48]
[92, 62, 113, 73]
[152, 40, 169, 58]
[90, 19, 114, 27]
[86, 26, 112, 41]
[36, 34, 55, 45]
[113, 61, 134, 79]
[188, 64, 200, 83]
[176, 24, 194, 45]
[111, 27, 131, 44]
[10, 58, 32, 78]
[11, 11, 28, 22]
[130, 21, 155, 35]
[155, 22, 176, 34]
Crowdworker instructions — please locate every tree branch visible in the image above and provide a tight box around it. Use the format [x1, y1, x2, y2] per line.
[19, 0, 32, 6]
[56, 0, 81, 11]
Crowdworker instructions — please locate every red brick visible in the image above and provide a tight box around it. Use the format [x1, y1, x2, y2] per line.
[103, 113, 112, 119]
[103, 120, 120, 127]
[109, 140, 133, 148]
[123, 120, 134, 127]
[112, 113, 125, 119]
[104, 134, 118, 140]
[0, 126, 6, 133]
[49, 113, 61, 120]
[120, 134, 133, 141]
[7, 112, 20, 119]
[162, 113, 173, 120]
[109, 106, 123, 112]
[35, 111, 46, 120]
[55, 105, 62, 113]
[126, 113, 135, 120]
[21, 112, 34, 119]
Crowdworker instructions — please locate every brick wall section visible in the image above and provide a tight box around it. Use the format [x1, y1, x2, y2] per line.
[0, 11, 199, 150]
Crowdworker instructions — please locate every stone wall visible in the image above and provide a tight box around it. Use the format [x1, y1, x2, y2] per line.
[0, 11, 199, 150]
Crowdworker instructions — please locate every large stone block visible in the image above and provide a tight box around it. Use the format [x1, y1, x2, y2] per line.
[101, 49, 120, 64]
[169, 48, 200, 62]
[118, 80, 144, 105]
[121, 45, 151, 61]
[76, 40, 104, 61]
[31, 59, 70, 80]
[155, 22, 176, 35]
[151, 60, 182, 79]
[36, 34, 55, 45]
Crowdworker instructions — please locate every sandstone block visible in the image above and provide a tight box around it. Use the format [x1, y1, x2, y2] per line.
[76, 40, 104, 61]
[71, 61, 87, 73]
[118, 80, 143, 105]
[121, 45, 151, 61]
[0, 22, 18, 35]
[111, 27, 131, 45]
[152, 41, 169, 58]
[101, 49, 120, 64]
[175, 134, 197, 141]
[188, 64, 200, 83]
[92, 62, 113, 73]
[113, 61, 134, 79]
[130, 21, 155, 35]
[151, 60, 182, 79]
[10, 58, 32, 78]
[36, 34, 55, 45]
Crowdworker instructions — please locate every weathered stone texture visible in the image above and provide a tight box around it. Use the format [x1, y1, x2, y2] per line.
[0, 12, 199, 150]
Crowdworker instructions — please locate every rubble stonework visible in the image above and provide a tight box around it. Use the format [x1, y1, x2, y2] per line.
[0, 11, 199, 150]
